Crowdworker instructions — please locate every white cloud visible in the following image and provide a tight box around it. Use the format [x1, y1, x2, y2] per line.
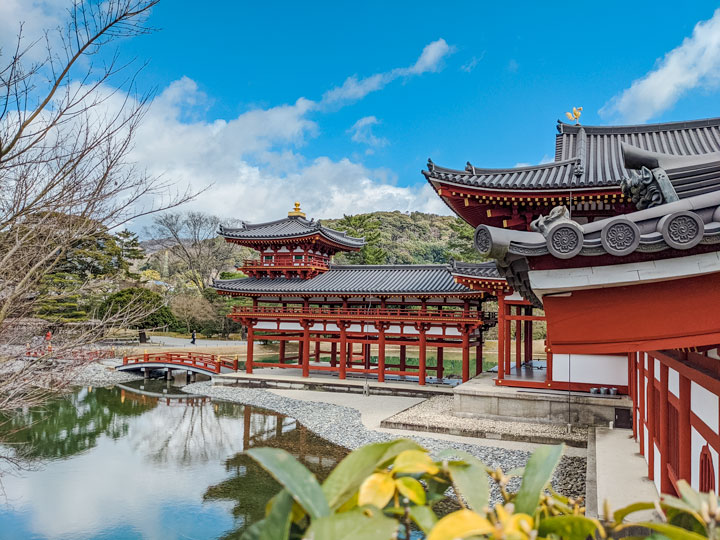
[0, 0, 67, 60]
[322, 38, 454, 105]
[123, 79, 447, 227]
[601, 9, 720, 123]
[347, 115, 388, 150]
[460, 53, 484, 73]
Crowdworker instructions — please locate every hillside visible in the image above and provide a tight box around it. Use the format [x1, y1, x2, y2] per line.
[323, 211, 485, 265]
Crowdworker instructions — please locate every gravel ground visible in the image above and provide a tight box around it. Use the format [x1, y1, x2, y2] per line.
[71, 360, 143, 386]
[386, 395, 588, 444]
[184, 381, 587, 501]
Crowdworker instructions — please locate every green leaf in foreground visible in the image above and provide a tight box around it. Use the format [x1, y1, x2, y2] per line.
[409, 505, 438, 534]
[259, 490, 294, 540]
[537, 515, 603, 539]
[322, 439, 422, 509]
[447, 461, 489, 512]
[513, 444, 563, 515]
[304, 507, 398, 540]
[246, 447, 330, 520]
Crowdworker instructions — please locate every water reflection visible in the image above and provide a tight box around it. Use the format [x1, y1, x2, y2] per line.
[0, 381, 348, 540]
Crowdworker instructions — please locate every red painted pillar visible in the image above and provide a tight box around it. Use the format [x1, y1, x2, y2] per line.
[475, 337, 483, 375]
[279, 339, 286, 364]
[497, 296, 505, 382]
[679, 373, 691, 482]
[418, 328, 427, 386]
[648, 354, 655, 481]
[639, 353, 645, 455]
[301, 324, 310, 378]
[660, 362, 670, 493]
[461, 329, 470, 383]
[515, 306, 522, 371]
[630, 353, 637, 439]
[377, 325, 386, 383]
[314, 338, 321, 363]
[524, 306, 532, 363]
[339, 323, 347, 380]
[246, 324, 254, 374]
[330, 341, 337, 367]
[399, 345, 407, 372]
[437, 346, 444, 380]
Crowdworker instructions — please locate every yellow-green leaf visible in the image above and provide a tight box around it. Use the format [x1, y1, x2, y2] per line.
[393, 450, 439, 475]
[358, 472, 395, 509]
[427, 509, 494, 540]
[626, 522, 707, 540]
[395, 476, 426, 505]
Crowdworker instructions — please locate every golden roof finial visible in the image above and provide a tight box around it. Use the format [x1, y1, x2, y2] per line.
[288, 201, 306, 218]
[565, 106, 583, 125]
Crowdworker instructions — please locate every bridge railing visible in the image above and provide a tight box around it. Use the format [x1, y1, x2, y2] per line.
[122, 351, 239, 373]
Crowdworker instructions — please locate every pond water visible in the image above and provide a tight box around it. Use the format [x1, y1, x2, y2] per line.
[0, 381, 349, 540]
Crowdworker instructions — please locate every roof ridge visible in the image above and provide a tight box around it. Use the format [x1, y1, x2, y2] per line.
[328, 264, 450, 270]
[425, 158, 579, 176]
[557, 116, 720, 135]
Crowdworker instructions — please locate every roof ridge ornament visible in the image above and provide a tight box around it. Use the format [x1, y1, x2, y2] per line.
[427, 158, 435, 172]
[564, 106, 582, 125]
[465, 161, 476, 174]
[288, 201, 306, 218]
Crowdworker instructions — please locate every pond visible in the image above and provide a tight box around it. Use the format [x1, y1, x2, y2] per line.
[0, 380, 349, 540]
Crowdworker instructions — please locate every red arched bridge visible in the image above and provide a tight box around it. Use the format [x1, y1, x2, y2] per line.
[117, 351, 240, 377]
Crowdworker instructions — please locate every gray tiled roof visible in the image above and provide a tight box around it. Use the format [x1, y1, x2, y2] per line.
[424, 116, 720, 192]
[449, 261, 501, 280]
[213, 264, 483, 296]
[219, 217, 364, 249]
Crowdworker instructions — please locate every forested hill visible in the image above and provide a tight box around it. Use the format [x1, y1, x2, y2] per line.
[322, 211, 485, 265]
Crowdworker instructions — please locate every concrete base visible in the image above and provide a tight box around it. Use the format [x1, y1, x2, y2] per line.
[591, 427, 659, 521]
[454, 374, 632, 427]
[213, 369, 453, 398]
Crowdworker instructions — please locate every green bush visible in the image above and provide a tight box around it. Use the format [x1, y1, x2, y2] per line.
[241, 439, 720, 539]
[98, 287, 177, 330]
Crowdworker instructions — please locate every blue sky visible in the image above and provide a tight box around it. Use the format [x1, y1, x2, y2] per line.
[3, 1, 720, 227]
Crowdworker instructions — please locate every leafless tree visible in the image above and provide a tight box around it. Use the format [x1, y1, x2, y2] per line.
[0, 0, 196, 422]
[170, 292, 216, 333]
[147, 212, 238, 292]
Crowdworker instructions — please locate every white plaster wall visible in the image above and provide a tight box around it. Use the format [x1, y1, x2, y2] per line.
[691, 382, 719, 435]
[278, 322, 303, 330]
[644, 353, 648, 370]
[348, 324, 363, 333]
[691, 427, 705, 491]
[255, 321, 278, 330]
[654, 443, 661, 493]
[552, 354, 628, 385]
[655, 358, 661, 380]
[644, 425, 649, 464]
[669, 368, 679, 398]
[387, 325, 403, 334]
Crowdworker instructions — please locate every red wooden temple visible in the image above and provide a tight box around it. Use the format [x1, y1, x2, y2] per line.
[475, 116, 720, 496]
[214, 204, 505, 385]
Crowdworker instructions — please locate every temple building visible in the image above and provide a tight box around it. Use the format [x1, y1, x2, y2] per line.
[473, 116, 720, 496]
[213, 205, 504, 385]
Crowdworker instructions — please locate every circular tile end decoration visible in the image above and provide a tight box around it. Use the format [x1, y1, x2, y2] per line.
[547, 222, 583, 259]
[601, 218, 641, 256]
[659, 211, 704, 250]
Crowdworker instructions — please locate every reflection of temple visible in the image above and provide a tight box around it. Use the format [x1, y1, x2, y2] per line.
[476, 116, 720, 497]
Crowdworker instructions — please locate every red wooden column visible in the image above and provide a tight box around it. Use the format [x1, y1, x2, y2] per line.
[648, 354, 655, 481]
[524, 306, 532, 363]
[515, 306, 522, 371]
[417, 323, 428, 386]
[279, 340, 286, 364]
[437, 346, 444, 380]
[339, 322, 348, 380]
[314, 338, 321, 363]
[475, 336, 483, 375]
[504, 302, 512, 376]
[461, 327, 470, 383]
[679, 373, 691, 482]
[246, 322, 255, 374]
[301, 322, 311, 377]
[399, 345, 407, 371]
[659, 362, 670, 493]
[497, 295, 506, 382]
[639, 353, 646, 455]
[630, 353, 637, 439]
[376, 322, 388, 383]
[330, 341, 337, 368]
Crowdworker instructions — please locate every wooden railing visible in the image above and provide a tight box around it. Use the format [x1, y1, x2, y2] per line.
[242, 255, 329, 268]
[122, 351, 239, 373]
[230, 305, 489, 323]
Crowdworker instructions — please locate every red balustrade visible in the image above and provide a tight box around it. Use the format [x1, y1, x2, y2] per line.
[122, 352, 239, 373]
[229, 305, 485, 323]
[242, 254, 329, 268]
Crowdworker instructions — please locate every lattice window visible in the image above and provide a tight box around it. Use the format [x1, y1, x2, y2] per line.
[700, 445, 715, 493]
